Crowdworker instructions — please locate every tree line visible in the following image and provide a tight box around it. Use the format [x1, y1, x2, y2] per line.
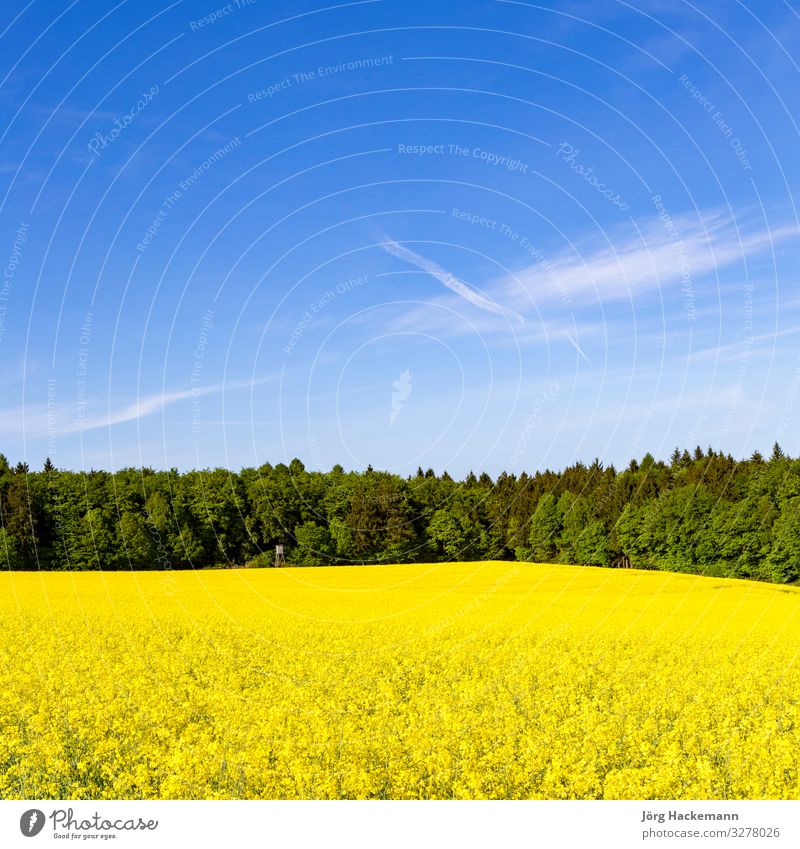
[1, 444, 799, 583]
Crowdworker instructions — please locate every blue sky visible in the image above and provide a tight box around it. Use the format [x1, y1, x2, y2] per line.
[1, 0, 800, 475]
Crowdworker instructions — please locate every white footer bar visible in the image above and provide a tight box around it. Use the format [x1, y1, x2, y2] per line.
[2, 800, 797, 849]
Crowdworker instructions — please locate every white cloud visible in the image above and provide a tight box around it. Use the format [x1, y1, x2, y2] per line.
[0, 378, 269, 438]
[82, 386, 212, 431]
[500, 210, 799, 308]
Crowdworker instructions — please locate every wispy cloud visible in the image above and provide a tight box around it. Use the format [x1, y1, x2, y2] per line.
[500, 210, 799, 307]
[0, 378, 269, 439]
[358, 298, 607, 361]
[375, 211, 798, 345]
[380, 237, 525, 324]
[687, 324, 800, 365]
[82, 385, 216, 431]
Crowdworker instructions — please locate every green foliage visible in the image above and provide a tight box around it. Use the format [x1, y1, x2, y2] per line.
[766, 498, 800, 583]
[526, 494, 561, 562]
[427, 508, 485, 560]
[70, 508, 117, 571]
[615, 503, 650, 568]
[573, 520, 610, 567]
[244, 551, 275, 569]
[0, 447, 797, 582]
[0, 527, 22, 569]
[290, 521, 335, 565]
[118, 511, 157, 569]
[638, 485, 716, 574]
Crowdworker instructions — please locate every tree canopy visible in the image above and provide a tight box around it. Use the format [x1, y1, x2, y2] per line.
[0, 446, 797, 583]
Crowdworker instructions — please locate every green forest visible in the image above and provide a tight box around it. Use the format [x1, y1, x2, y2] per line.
[1, 444, 799, 583]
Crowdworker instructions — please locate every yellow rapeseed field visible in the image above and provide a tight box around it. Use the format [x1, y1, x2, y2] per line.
[1, 562, 799, 800]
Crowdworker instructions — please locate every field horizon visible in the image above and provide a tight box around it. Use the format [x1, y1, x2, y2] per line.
[6, 557, 800, 586]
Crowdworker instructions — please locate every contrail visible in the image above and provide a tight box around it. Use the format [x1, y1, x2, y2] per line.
[563, 329, 591, 364]
[380, 237, 524, 324]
